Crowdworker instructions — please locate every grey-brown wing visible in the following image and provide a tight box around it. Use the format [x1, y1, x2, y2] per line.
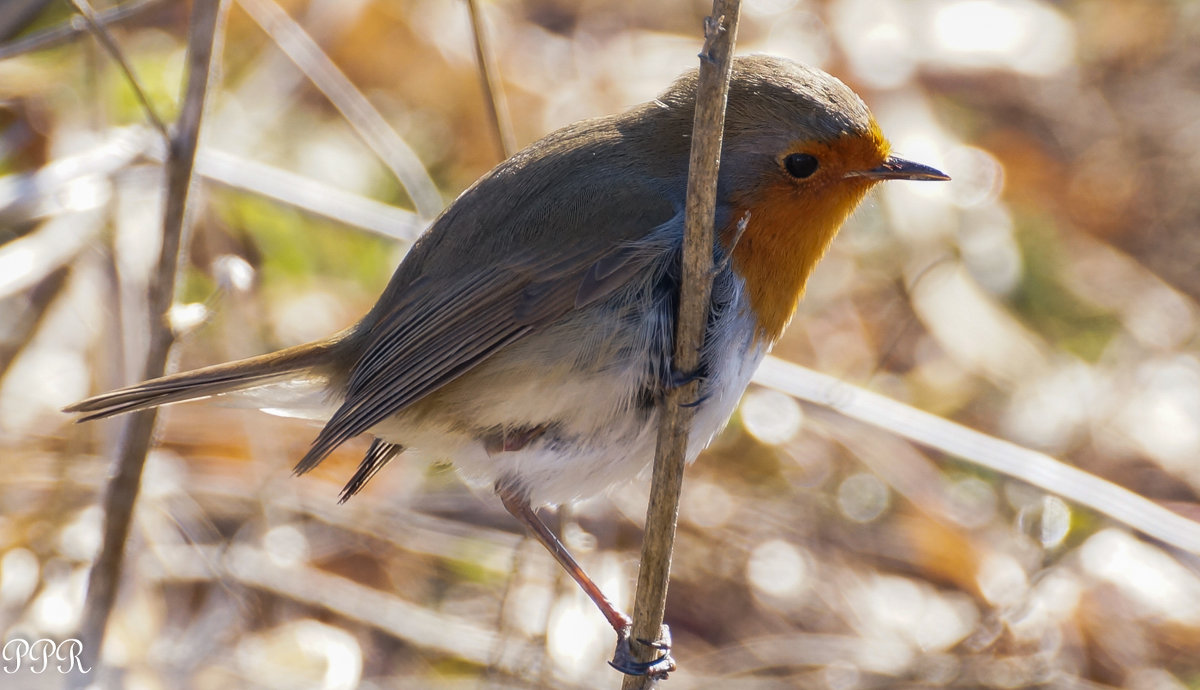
[293, 222, 678, 474]
[290, 110, 687, 474]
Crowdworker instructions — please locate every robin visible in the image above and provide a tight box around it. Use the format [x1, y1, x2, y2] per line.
[68, 55, 948, 675]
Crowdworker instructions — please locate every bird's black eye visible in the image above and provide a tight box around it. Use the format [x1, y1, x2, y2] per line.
[784, 153, 819, 179]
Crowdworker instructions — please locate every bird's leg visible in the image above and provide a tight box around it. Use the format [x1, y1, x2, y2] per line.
[497, 485, 630, 631]
[496, 485, 674, 677]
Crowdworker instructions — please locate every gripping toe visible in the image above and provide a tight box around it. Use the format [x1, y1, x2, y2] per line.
[608, 626, 675, 679]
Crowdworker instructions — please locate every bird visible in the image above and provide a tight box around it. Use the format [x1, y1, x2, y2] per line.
[66, 54, 949, 676]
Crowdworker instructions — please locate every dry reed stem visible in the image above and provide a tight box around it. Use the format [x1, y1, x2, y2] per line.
[73, 0, 223, 681]
[622, 2, 742, 687]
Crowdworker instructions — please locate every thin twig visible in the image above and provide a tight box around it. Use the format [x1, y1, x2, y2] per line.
[235, 0, 444, 220]
[213, 0, 366, 170]
[137, 543, 564, 680]
[752, 356, 1200, 555]
[0, 0, 52, 45]
[0, 0, 162, 61]
[0, 209, 106, 299]
[471, 2, 549, 645]
[0, 124, 421, 247]
[466, 0, 516, 160]
[192, 148, 425, 241]
[69, 0, 169, 140]
[73, 0, 223, 681]
[622, 2, 741, 688]
[0, 127, 148, 224]
[0, 266, 68, 379]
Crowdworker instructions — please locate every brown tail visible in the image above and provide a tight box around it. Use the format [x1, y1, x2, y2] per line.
[64, 339, 341, 422]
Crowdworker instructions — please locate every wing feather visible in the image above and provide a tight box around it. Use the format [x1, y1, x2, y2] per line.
[295, 119, 685, 473]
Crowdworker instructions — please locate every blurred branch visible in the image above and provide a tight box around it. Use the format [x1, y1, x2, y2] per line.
[625, 4, 741, 687]
[487, 539, 530, 682]
[0, 209, 104, 300]
[464, 2, 521, 666]
[466, 0, 515, 160]
[75, 0, 223, 680]
[688, 631, 944, 677]
[215, 0, 367, 159]
[817, 411, 965, 523]
[69, 0, 169, 139]
[0, 0, 162, 61]
[0, 266, 68, 378]
[753, 357, 1200, 555]
[3, 465, 525, 577]
[0, 0, 51, 43]
[193, 148, 425, 242]
[236, 0, 443, 219]
[0, 127, 147, 224]
[141, 543, 546, 675]
[0, 124, 422, 245]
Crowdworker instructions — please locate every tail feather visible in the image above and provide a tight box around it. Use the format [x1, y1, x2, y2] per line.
[65, 340, 341, 422]
[337, 438, 403, 501]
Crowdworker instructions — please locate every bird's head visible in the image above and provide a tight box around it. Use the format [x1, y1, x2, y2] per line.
[657, 55, 949, 341]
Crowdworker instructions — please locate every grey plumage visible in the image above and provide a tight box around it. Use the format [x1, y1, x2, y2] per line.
[66, 55, 885, 502]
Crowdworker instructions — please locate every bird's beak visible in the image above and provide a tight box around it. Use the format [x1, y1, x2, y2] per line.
[848, 155, 950, 182]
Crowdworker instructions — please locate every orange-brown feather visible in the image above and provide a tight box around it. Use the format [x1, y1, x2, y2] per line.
[727, 129, 889, 343]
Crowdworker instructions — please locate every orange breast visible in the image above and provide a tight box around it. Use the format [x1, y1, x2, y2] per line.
[727, 176, 874, 344]
[719, 125, 891, 344]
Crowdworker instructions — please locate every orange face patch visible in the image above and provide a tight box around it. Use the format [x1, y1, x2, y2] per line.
[726, 127, 891, 343]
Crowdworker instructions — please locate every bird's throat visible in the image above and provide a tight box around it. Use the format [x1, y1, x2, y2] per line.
[728, 182, 872, 344]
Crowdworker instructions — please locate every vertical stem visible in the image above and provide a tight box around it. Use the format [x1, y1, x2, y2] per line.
[466, 0, 516, 160]
[70, 0, 169, 139]
[72, 0, 223, 681]
[621, 2, 741, 688]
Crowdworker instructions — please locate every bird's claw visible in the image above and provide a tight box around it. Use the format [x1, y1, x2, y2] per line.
[608, 626, 675, 679]
[698, 15, 726, 64]
[668, 370, 710, 408]
[636, 637, 671, 651]
[668, 369, 707, 390]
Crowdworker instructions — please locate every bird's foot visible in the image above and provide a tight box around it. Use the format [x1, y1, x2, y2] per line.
[608, 625, 675, 679]
[668, 369, 709, 391]
[666, 369, 711, 408]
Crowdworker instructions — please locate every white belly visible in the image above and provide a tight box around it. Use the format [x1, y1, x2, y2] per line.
[371, 284, 765, 506]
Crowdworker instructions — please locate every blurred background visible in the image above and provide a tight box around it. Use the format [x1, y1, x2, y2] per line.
[2, 0, 1200, 687]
